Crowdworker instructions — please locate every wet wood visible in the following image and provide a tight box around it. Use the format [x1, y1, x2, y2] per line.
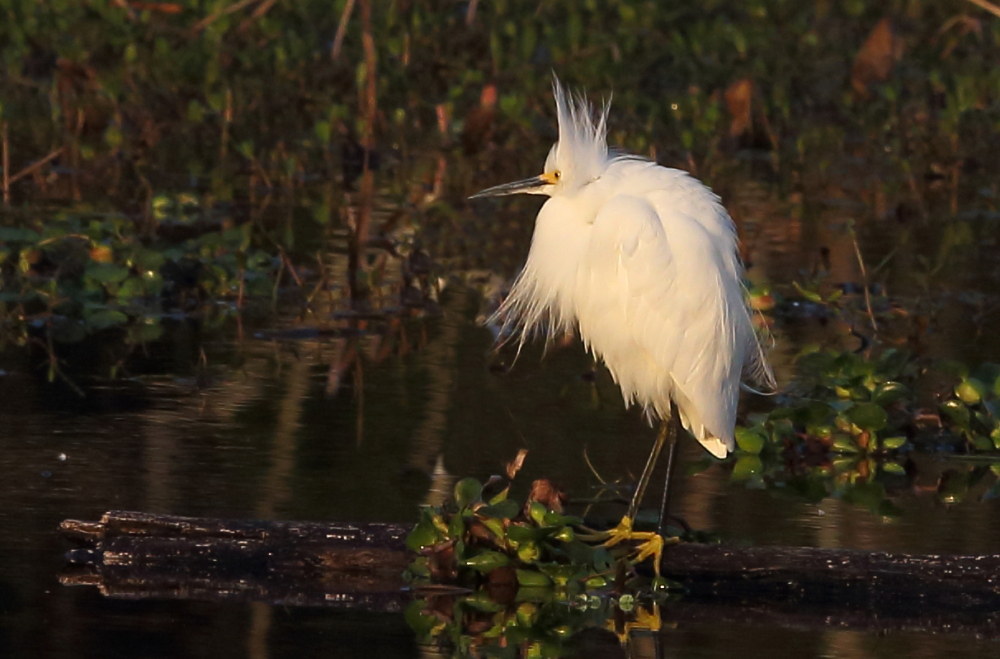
[59, 511, 1000, 637]
[659, 542, 1000, 601]
[61, 511, 411, 612]
[61, 510, 410, 574]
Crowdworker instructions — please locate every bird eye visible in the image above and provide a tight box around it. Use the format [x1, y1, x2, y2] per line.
[552, 171, 561, 180]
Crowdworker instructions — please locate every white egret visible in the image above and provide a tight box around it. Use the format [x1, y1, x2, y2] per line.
[471, 79, 774, 573]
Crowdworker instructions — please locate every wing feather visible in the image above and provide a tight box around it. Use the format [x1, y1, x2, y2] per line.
[575, 193, 753, 457]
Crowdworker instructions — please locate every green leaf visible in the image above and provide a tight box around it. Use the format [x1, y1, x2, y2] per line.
[461, 591, 505, 612]
[314, 120, 331, 143]
[881, 436, 907, 450]
[516, 569, 552, 587]
[104, 125, 122, 149]
[536, 563, 582, 586]
[454, 477, 483, 510]
[938, 470, 969, 504]
[117, 276, 146, 302]
[85, 262, 130, 284]
[735, 426, 766, 454]
[940, 399, 971, 430]
[490, 484, 510, 506]
[872, 381, 909, 406]
[956, 378, 988, 405]
[730, 455, 762, 481]
[478, 498, 519, 519]
[128, 319, 163, 344]
[831, 435, 860, 454]
[527, 502, 548, 526]
[846, 402, 888, 431]
[874, 349, 911, 379]
[448, 512, 466, 540]
[460, 550, 510, 573]
[971, 435, 994, 452]
[882, 461, 906, 475]
[85, 309, 128, 330]
[406, 513, 442, 551]
[592, 547, 615, 572]
[507, 524, 544, 545]
[800, 401, 835, 425]
[403, 600, 437, 640]
[513, 602, 538, 629]
[237, 140, 255, 159]
[542, 511, 581, 527]
[480, 517, 506, 540]
[516, 542, 540, 563]
[404, 556, 430, 579]
[793, 281, 823, 303]
[808, 424, 834, 440]
[553, 526, 575, 543]
[132, 248, 166, 271]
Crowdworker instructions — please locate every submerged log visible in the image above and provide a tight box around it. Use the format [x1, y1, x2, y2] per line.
[60, 510, 1000, 637]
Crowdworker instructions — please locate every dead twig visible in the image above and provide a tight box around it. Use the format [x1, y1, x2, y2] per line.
[965, 0, 1000, 20]
[190, 0, 262, 34]
[219, 89, 232, 162]
[331, 0, 357, 60]
[2, 122, 9, 205]
[279, 249, 303, 287]
[849, 223, 879, 334]
[348, 0, 376, 305]
[238, 0, 277, 32]
[3, 146, 66, 184]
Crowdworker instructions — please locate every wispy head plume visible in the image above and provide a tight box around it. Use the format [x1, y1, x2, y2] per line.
[548, 77, 611, 185]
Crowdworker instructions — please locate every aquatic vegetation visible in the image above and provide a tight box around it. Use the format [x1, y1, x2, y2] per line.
[405, 476, 664, 593]
[715, 343, 1000, 517]
[736, 347, 1000, 457]
[0, 198, 279, 383]
[404, 471, 692, 657]
[405, 587, 658, 659]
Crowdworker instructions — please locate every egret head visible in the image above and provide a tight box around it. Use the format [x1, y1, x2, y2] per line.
[470, 79, 610, 200]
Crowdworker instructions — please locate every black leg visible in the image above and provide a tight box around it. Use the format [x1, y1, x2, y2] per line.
[655, 401, 681, 537]
[625, 420, 668, 524]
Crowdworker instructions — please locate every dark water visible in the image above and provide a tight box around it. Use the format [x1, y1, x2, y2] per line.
[4, 166, 1000, 658]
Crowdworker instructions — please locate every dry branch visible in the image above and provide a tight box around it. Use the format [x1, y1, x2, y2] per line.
[331, 0, 356, 60]
[965, 0, 1000, 20]
[190, 0, 263, 34]
[8, 147, 64, 186]
[2, 122, 9, 204]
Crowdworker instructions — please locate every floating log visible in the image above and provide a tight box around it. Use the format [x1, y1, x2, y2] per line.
[60, 510, 410, 611]
[60, 510, 1000, 638]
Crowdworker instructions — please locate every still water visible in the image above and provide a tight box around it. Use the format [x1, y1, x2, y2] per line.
[3, 171, 1000, 658]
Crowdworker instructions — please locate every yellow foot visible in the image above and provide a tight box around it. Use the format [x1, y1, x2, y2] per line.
[607, 601, 663, 642]
[601, 517, 678, 578]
